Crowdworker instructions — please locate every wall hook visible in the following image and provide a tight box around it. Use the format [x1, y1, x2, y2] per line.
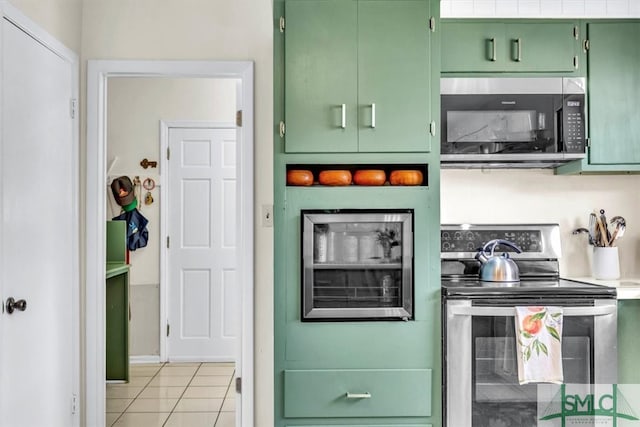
[140, 158, 157, 169]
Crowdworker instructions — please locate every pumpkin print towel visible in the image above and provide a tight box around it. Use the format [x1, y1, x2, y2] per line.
[515, 306, 563, 385]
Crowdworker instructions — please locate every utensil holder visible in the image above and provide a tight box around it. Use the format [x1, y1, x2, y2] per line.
[592, 246, 620, 280]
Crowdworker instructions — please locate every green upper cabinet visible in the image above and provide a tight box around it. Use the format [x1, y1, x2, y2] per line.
[284, 0, 358, 153]
[442, 20, 581, 74]
[284, 0, 435, 153]
[584, 22, 640, 165]
[557, 21, 640, 174]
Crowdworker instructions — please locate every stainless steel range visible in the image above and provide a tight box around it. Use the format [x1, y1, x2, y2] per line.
[441, 224, 617, 427]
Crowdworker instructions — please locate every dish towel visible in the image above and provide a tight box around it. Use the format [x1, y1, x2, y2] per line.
[514, 306, 564, 384]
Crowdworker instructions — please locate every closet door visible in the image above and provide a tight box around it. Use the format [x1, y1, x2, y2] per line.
[0, 17, 77, 427]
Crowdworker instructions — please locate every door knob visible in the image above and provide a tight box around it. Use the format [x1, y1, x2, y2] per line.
[5, 297, 27, 314]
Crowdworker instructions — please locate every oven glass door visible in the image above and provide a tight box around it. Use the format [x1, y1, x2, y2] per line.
[445, 300, 617, 427]
[472, 314, 592, 426]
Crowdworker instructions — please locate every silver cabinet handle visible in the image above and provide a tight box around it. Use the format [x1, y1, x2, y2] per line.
[430, 121, 436, 137]
[515, 38, 522, 62]
[346, 392, 371, 399]
[371, 103, 376, 128]
[341, 104, 346, 129]
[490, 38, 497, 61]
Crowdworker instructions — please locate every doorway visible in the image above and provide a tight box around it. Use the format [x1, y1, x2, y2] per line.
[87, 60, 254, 427]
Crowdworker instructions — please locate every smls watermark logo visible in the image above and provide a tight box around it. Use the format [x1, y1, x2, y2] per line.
[537, 384, 640, 426]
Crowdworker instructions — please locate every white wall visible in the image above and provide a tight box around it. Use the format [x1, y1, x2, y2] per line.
[9, 0, 82, 52]
[81, 0, 273, 424]
[442, 0, 640, 17]
[107, 77, 237, 356]
[442, 170, 640, 277]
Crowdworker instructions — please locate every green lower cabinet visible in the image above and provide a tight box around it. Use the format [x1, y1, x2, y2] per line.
[286, 425, 432, 427]
[618, 300, 640, 383]
[284, 369, 431, 418]
[106, 267, 129, 381]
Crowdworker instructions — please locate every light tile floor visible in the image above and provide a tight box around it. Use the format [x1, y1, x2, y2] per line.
[106, 362, 235, 427]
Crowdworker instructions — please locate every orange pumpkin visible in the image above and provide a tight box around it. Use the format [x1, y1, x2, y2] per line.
[389, 170, 423, 186]
[353, 169, 386, 186]
[286, 169, 314, 186]
[319, 170, 352, 186]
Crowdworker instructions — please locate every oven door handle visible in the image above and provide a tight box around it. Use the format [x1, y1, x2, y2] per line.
[449, 305, 616, 317]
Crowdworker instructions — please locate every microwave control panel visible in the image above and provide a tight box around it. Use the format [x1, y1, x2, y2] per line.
[563, 94, 585, 153]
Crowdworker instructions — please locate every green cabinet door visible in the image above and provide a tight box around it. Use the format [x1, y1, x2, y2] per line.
[442, 20, 580, 74]
[441, 22, 504, 72]
[586, 22, 640, 165]
[284, 0, 358, 153]
[284, 0, 434, 153]
[106, 269, 129, 381]
[618, 300, 640, 383]
[358, 0, 431, 152]
[504, 23, 579, 72]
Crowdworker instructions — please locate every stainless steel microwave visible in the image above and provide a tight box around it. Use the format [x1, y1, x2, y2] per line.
[441, 77, 586, 168]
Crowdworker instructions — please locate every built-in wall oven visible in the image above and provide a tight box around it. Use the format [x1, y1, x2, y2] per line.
[441, 224, 617, 427]
[441, 77, 586, 168]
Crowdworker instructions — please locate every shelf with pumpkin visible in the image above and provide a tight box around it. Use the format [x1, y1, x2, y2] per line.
[286, 164, 427, 187]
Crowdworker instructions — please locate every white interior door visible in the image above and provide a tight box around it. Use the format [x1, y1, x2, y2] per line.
[167, 127, 239, 361]
[0, 17, 77, 427]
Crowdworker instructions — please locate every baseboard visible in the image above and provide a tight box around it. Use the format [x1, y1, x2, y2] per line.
[167, 356, 236, 363]
[129, 355, 161, 364]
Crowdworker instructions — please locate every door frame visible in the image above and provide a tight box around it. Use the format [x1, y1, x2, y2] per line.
[86, 60, 254, 427]
[159, 120, 237, 362]
[0, 2, 80, 426]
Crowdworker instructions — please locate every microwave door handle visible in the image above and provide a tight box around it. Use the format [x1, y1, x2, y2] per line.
[449, 305, 616, 317]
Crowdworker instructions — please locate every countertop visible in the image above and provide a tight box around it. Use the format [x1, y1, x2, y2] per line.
[568, 277, 640, 300]
[106, 262, 130, 279]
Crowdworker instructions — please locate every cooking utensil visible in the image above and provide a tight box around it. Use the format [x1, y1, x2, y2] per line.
[475, 239, 522, 283]
[595, 210, 609, 247]
[588, 213, 597, 246]
[609, 216, 626, 246]
[572, 227, 595, 246]
[600, 209, 611, 244]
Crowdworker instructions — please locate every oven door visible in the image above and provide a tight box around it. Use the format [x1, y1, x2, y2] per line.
[444, 299, 617, 427]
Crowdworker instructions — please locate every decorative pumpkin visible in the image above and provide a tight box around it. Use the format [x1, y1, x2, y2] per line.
[353, 169, 386, 186]
[389, 170, 424, 186]
[319, 170, 352, 186]
[286, 169, 314, 186]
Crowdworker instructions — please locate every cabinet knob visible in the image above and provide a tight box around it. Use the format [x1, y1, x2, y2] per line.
[5, 297, 27, 314]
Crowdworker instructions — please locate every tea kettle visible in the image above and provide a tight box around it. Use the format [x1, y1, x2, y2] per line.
[475, 239, 522, 282]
